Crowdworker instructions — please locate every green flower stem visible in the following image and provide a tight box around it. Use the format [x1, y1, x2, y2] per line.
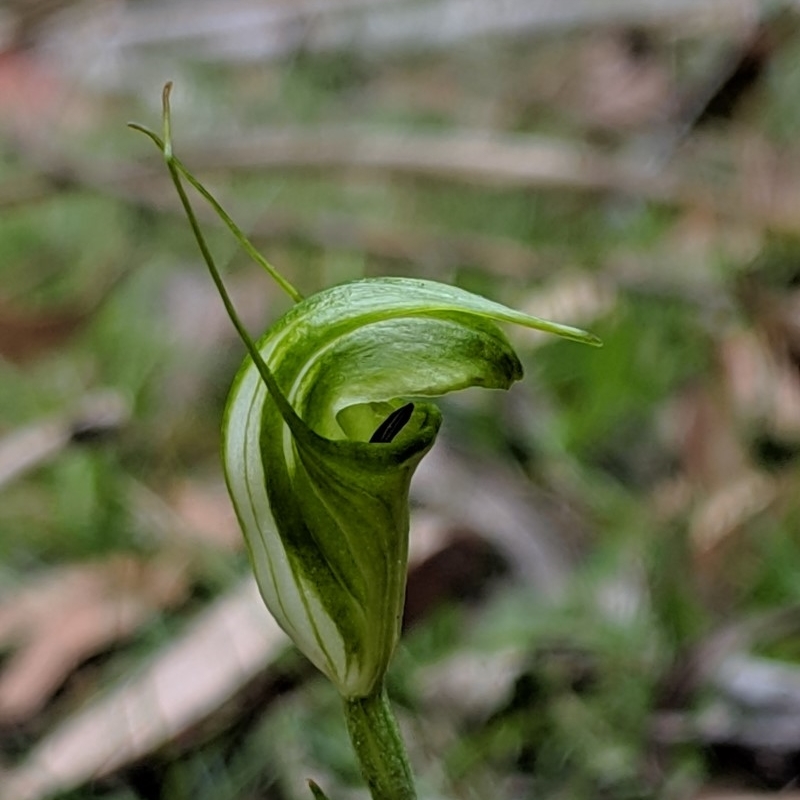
[344, 684, 417, 800]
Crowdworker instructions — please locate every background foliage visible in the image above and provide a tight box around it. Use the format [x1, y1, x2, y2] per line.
[3, 2, 800, 799]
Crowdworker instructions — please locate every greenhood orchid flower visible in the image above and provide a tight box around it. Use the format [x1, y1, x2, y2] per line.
[223, 277, 598, 698]
[131, 83, 600, 800]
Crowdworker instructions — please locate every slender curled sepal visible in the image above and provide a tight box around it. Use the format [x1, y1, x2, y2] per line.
[130, 84, 601, 701]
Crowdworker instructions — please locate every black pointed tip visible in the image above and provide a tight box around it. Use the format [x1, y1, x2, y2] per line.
[369, 402, 415, 444]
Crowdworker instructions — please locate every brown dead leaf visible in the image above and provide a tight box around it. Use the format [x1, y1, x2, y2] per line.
[665, 381, 748, 490]
[412, 441, 575, 596]
[1, 578, 280, 800]
[774, 288, 800, 367]
[1, 511, 463, 800]
[650, 475, 694, 523]
[721, 329, 800, 442]
[734, 133, 800, 233]
[0, 554, 189, 725]
[0, 300, 93, 364]
[126, 477, 242, 556]
[166, 478, 242, 551]
[0, 265, 132, 364]
[0, 390, 130, 491]
[663, 337, 781, 567]
[689, 469, 778, 557]
[564, 30, 676, 133]
[663, 206, 760, 272]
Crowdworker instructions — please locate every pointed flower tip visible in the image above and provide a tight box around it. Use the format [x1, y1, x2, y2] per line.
[549, 321, 602, 348]
[308, 780, 332, 800]
[550, 323, 602, 348]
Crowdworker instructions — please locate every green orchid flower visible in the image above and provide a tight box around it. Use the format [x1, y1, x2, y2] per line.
[224, 276, 596, 698]
[132, 83, 600, 800]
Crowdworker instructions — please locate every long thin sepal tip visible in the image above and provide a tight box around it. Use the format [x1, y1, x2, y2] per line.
[161, 81, 174, 160]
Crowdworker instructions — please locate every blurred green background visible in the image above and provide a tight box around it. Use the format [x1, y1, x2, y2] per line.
[3, 2, 800, 799]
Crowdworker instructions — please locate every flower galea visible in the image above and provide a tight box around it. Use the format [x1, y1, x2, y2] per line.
[223, 277, 598, 698]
